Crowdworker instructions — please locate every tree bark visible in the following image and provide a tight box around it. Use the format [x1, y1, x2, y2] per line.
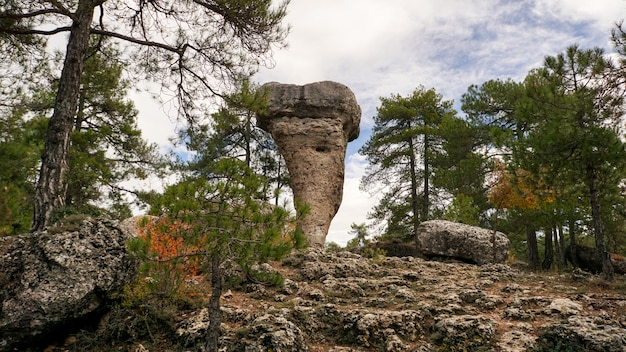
[568, 217, 578, 267]
[32, 1, 96, 231]
[586, 165, 614, 281]
[422, 134, 430, 221]
[554, 225, 562, 270]
[408, 137, 421, 255]
[526, 226, 539, 271]
[557, 224, 566, 269]
[206, 254, 223, 351]
[542, 226, 554, 271]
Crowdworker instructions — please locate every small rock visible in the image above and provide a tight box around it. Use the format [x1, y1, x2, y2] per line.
[498, 329, 536, 352]
[545, 298, 583, 316]
[307, 289, 325, 301]
[433, 315, 498, 350]
[239, 314, 309, 352]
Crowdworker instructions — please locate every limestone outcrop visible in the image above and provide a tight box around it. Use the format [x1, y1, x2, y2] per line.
[172, 248, 626, 351]
[32, 244, 626, 351]
[0, 217, 137, 351]
[416, 220, 510, 264]
[257, 81, 361, 247]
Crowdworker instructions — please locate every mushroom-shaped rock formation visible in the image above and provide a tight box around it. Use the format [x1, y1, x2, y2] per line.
[257, 81, 361, 247]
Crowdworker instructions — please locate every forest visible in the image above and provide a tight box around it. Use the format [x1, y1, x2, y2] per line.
[1, 2, 626, 283]
[358, 41, 626, 282]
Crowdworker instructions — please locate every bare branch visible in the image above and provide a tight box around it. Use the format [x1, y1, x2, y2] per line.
[90, 28, 182, 54]
[0, 26, 71, 36]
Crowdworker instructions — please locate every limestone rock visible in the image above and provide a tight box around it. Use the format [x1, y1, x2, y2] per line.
[416, 220, 510, 264]
[0, 218, 137, 351]
[237, 314, 309, 352]
[49, 235, 626, 351]
[257, 81, 361, 247]
[545, 298, 583, 317]
[536, 315, 626, 352]
[117, 215, 157, 238]
[433, 315, 498, 350]
[498, 327, 536, 352]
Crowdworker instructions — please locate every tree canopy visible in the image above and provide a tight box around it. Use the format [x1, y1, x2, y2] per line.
[360, 86, 486, 240]
[0, 0, 290, 230]
[461, 43, 626, 280]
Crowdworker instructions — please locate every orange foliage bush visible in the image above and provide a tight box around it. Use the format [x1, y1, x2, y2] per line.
[137, 217, 205, 296]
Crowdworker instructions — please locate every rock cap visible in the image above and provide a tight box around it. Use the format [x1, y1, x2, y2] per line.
[258, 81, 361, 141]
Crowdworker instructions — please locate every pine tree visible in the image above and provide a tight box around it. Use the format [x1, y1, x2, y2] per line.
[0, 107, 45, 234]
[184, 80, 289, 205]
[462, 44, 626, 280]
[0, 0, 290, 230]
[146, 158, 306, 350]
[346, 223, 370, 249]
[32, 42, 163, 220]
[519, 46, 626, 280]
[360, 86, 455, 240]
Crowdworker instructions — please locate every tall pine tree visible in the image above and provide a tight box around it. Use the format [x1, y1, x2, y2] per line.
[360, 86, 455, 240]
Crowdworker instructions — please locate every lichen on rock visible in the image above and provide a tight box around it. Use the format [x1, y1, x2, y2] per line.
[0, 217, 137, 351]
[416, 220, 510, 264]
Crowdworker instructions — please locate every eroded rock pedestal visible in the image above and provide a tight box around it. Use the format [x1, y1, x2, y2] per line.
[257, 81, 361, 247]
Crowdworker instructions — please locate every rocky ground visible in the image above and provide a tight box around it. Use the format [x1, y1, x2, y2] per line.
[41, 247, 626, 351]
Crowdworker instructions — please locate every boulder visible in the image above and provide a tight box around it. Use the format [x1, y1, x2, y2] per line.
[0, 217, 137, 351]
[564, 244, 626, 275]
[416, 220, 510, 264]
[257, 81, 361, 247]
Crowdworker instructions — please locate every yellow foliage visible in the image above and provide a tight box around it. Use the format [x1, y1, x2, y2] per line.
[488, 162, 555, 210]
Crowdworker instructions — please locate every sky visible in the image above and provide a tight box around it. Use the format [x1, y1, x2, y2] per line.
[135, 0, 626, 246]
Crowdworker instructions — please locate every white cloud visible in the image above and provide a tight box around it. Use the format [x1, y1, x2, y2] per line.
[122, 0, 625, 245]
[535, 0, 626, 30]
[130, 90, 179, 153]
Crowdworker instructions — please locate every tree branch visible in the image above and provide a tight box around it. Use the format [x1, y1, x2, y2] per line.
[90, 28, 183, 54]
[0, 8, 68, 20]
[44, 0, 75, 19]
[0, 26, 71, 36]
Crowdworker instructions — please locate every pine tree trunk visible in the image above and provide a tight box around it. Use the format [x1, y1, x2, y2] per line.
[408, 138, 421, 254]
[526, 226, 539, 270]
[554, 226, 562, 270]
[557, 225, 566, 269]
[586, 165, 614, 281]
[568, 218, 578, 267]
[542, 227, 554, 271]
[206, 254, 223, 351]
[32, 1, 96, 231]
[422, 134, 430, 221]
